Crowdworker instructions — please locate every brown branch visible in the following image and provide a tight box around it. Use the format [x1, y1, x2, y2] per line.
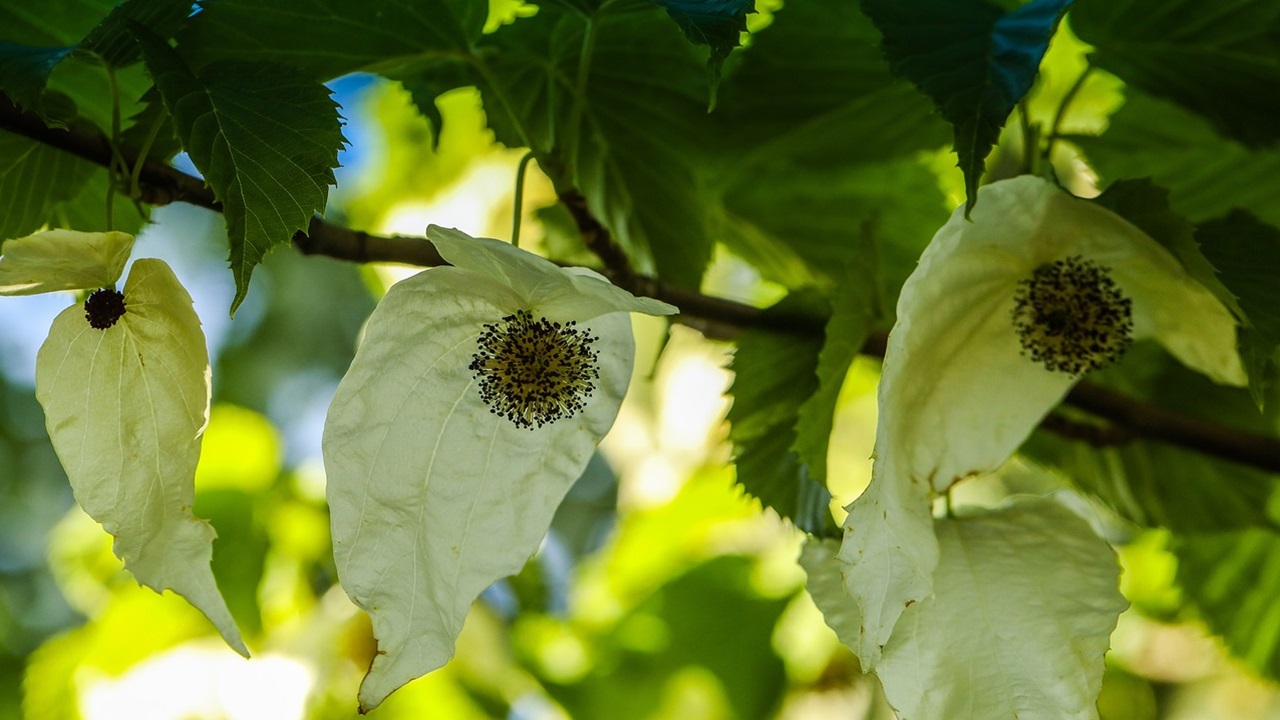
[6, 97, 1280, 476]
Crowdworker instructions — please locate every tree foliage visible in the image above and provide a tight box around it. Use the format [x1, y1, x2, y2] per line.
[1, 0, 1279, 717]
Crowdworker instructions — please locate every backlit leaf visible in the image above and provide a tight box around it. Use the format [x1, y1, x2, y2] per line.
[0, 228, 133, 295]
[35, 258, 246, 657]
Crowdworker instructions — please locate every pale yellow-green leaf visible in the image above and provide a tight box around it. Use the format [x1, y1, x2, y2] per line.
[324, 265, 637, 711]
[35, 258, 246, 657]
[427, 226, 678, 319]
[0, 229, 134, 295]
[877, 497, 1126, 719]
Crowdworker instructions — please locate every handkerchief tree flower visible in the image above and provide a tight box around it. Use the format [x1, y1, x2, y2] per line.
[322, 226, 676, 711]
[804, 175, 1246, 717]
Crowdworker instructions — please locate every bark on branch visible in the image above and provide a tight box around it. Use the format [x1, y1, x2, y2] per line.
[5, 98, 1280, 477]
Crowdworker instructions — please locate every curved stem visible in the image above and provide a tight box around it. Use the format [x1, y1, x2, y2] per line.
[1045, 65, 1094, 159]
[510, 151, 536, 247]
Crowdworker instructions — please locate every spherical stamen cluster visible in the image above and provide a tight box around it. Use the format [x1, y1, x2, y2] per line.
[1011, 255, 1133, 376]
[84, 288, 126, 330]
[469, 309, 600, 430]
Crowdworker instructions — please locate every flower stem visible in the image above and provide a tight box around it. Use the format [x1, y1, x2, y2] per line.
[1045, 65, 1094, 159]
[511, 151, 536, 247]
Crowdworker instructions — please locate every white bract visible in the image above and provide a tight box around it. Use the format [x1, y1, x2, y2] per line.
[808, 497, 1125, 719]
[0, 229, 134, 295]
[835, 176, 1243, 667]
[323, 226, 676, 711]
[32, 257, 246, 656]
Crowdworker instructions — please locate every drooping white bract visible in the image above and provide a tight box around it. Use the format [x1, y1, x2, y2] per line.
[835, 175, 1244, 669]
[31, 256, 247, 657]
[323, 226, 676, 711]
[0, 229, 134, 295]
[807, 496, 1126, 719]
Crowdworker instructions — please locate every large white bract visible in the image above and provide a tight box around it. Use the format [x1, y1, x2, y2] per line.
[323, 226, 675, 711]
[826, 175, 1243, 706]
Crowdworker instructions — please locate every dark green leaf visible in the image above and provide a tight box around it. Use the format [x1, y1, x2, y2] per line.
[467, 6, 714, 287]
[0, 43, 73, 119]
[1091, 178, 1241, 320]
[177, 0, 484, 79]
[1173, 528, 1280, 680]
[1071, 0, 1280, 147]
[860, 0, 1072, 214]
[0, 129, 94, 242]
[1023, 346, 1278, 532]
[1198, 212, 1280, 407]
[792, 242, 879, 486]
[649, 0, 755, 105]
[81, 0, 193, 68]
[134, 28, 345, 311]
[1077, 91, 1280, 230]
[728, 293, 833, 535]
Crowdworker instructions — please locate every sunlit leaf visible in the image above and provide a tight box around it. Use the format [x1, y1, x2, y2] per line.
[876, 497, 1125, 718]
[35, 258, 246, 657]
[324, 229, 672, 710]
[860, 0, 1072, 214]
[1078, 91, 1280, 230]
[0, 228, 133, 295]
[1071, 0, 1280, 147]
[798, 537, 861, 651]
[133, 27, 344, 311]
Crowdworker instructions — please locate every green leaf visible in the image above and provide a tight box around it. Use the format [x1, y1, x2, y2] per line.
[1078, 91, 1280, 230]
[466, 6, 715, 287]
[52, 166, 152, 238]
[1091, 178, 1242, 320]
[727, 294, 833, 535]
[0, 43, 73, 116]
[1173, 528, 1280, 680]
[34, 258, 247, 657]
[0, 129, 95, 242]
[0, 228, 133, 295]
[875, 497, 1125, 718]
[1022, 346, 1277, 533]
[1071, 0, 1280, 147]
[177, 0, 485, 79]
[324, 232, 665, 711]
[649, 0, 755, 105]
[81, 0, 194, 68]
[860, 0, 1072, 214]
[1197, 212, 1280, 407]
[707, 0, 950, 292]
[791, 247, 878, 486]
[133, 28, 344, 312]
